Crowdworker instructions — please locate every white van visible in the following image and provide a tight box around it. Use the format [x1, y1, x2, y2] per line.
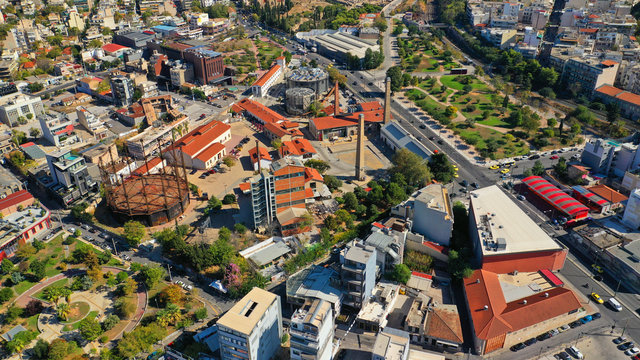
[608, 297, 622, 311]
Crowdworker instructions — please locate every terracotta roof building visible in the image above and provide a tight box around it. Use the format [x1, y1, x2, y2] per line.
[587, 184, 628, 209]
[233, 98, 286, 124]
[164, 120, 231, 170]
[309, 109, 386, 141]
[463, 269, 584, 354]
[249, 145, 272, 171]
[251, 63, 283, 97]
[594, 84, 640, 120]
[423, 305, 464, 352]
[0, 190, 51, 261]
[279, 138, 317, 160]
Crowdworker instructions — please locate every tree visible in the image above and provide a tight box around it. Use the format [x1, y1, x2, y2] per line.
[140, 265, 166, 288]
[56, 303, 70, 321]
[428, 153, 456, 183]
[79, 317, 103, 341]
[222, 194, 236, 204]
[118, 277, 137, 296]
[29, 259, 46, 280]
[195, 307, 207, 321]
[27, 82, 43, 93]
[156, 303, 182, 326]
[404, 250, 433, 273]
[327, 67, 346, 86]
[28, 127, 41, 139]
[114, 298, 136, 319]
[521, 111, 541, 134]
[32, 339, 49, 360]
[547, 118, 557, 128]
[390, 148, 431, 188]
[0, 287, 13, 303]
[11, 130, 26, 146]
[304, 159, 331, 173]
[386, 66, 403, 92]
[123, 220, 145, 247]
[102, 314, 120, 331]
[48, 340, 75, 360]
[205, 196, 222, 215]
[157, 284, 185, 306]
[343, 192, 358, 210]
[373, 15, 387, 31]
[324, 175, 342, 192]
[10, 272, 24, 285]
[539, 87, 556, 99]
[25, 299, 43, 316]
[4, 331, 37, 354]
[271, 138, 282, 149]
[390, 264, 411, 284]
[234, 223, 247, 234]
[606, 102, 620, 124]
[1, 259, 13, 274]
[531, 160, 545, 176]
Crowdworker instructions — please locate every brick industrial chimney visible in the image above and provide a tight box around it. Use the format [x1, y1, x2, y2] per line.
[334, 81, 340, 116]
[356, 113, 365, 180]
[384, 77, 391, 124]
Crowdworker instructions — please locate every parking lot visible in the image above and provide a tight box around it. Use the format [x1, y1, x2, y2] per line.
[535, 326, 633, 360]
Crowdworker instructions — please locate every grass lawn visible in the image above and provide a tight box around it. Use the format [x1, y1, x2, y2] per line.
[455, 125, 530, 159]
[61, 302, 91, 324]
[45, 268, 61, 278]
[108, 258, 123, 267]
[26, 315, 39, 331]
[440, 75, 489, 92]
[14, 280, 36, 295]
[33, 278, 70, 300]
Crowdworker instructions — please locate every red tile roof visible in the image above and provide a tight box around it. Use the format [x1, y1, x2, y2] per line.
[579, 28, 598, 33]
[0, 190, 33, 212]
[22, 61, 35, 69]
[464, 269, 582, 341]
[102, 43, 129, 53]
[280, 138, 317, 157]
[411, 271, 432, 279]
[425, 306, 464, 344]
[596, 84, 624, 97]
[305, 187, 314, 198]
[304, 167, 323, 182]
[253, 64, 281, 87]
[616, 91, 640, 106]
[359, 101, 383, 111]
[234, 98, 286, 124]
[239, 182, 251, 192]
[587, 184, 628, 204]
[55, 124, 74, 136]
[601, 60, 618, 66]
[166, 120, 230, 157]
[133, 157, 163, 175]
[311, 110, 385, 131]
[195, 142, 226, 162]
[249, 146, 272, 164]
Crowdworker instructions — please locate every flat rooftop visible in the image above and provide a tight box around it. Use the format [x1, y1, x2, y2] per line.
[606, 240, 640, 275]
[217, 287, 278, 336]
[373, 328, 410, 360]
[470, 185, 561, 256]
[573, 222, 623, 249]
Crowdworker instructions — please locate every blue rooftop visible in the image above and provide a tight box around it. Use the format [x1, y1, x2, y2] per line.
[152, 25, 177, 31]
[406, 141, 430, 159]
[385, 123, 407, 141]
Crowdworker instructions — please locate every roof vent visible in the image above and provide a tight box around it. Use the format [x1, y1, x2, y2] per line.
[522, 300, 527, 305]
[544, 292, 549, 298]
[483, 305, 489, 310]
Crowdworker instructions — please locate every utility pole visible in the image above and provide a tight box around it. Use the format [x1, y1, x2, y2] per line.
[621, 318, 630, 336]
[112, 237, 118, 256]
[614, 279, 622, 296]
[166, 263, 173, 283]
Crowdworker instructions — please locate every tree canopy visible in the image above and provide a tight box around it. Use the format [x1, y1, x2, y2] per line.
[390, 148, 431, 188]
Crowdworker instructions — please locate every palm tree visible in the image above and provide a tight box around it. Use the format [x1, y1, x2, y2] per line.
[60, 288, 72, 304]
[156, 304, 182, 327]
[44, 287, 61, 305]
[57, 303, 70, 321]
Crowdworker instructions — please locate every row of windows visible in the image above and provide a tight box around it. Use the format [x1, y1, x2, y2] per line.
[220, 335, 247, 348]
[276, 186, 304, 195]
[276, 199, 305, 208]
[275, 172, 304, 181]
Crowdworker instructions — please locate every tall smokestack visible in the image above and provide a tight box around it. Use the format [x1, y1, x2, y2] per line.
[334, 81, 340, 116]
[356, 113, 365, 180]
[384, 77, 391, 124]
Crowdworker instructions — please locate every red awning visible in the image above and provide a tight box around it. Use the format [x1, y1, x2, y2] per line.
[540, 269, 563, 287]
[523, 176, 589, 219]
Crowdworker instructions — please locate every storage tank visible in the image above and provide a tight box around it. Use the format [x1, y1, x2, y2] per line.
[286, 87, 316, 115]
[286, 67, 329, 95]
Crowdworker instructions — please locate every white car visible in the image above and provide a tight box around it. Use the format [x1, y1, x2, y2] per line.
[185, 285, 193, 292]
[568, 346, 583, 359]
[625, 347, 640, 356]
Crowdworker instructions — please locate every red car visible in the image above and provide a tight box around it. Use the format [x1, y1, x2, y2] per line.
[550, 155, 559, 160]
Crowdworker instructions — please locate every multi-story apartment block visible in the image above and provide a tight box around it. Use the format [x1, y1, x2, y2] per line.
[46, 149, 97, 204]
[0, 93, 44, 127]
[581, 138, 618, 175]
[249, 158, 322, 233]
[183, 47, 224, 85]
[169, 61, 194, 87]
[289, 299, 334, 360]
[560, 58, 618, 93]
[110, 75, 134, 107]
[480, 28, 517, 49]
[39, 113, 81, 147]
[76, 106, 108, 139]
[340, 241, 377, 309]
[594, 84, 640, 121]
[217, 287, 283, 360]
[0, 190, 51, 259]
[74, 0, 93, 10]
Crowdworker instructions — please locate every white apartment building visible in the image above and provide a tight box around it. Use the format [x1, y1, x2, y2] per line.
[290, 299, 334, 360]
[39, 112, 81, 147]
[76, 106, 108, 139]
[623, 188, 640, 230]
[217, 287, 283, 360]
[251, 64, 283, 97]
[0, 93, 44, 126]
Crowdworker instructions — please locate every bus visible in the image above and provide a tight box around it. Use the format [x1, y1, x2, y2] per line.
[500, 159, 516, 167]
[449, 68, 468, 75]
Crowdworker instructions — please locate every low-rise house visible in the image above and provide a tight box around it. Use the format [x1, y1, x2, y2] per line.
[163, 119, 231, 170]
[0, 190, 51, 260]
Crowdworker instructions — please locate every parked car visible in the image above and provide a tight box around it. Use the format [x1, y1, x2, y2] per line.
[548, 329, 559, 337]
[569, 321, 582, 328]
[550, 155, 559, 160]
[619, 342, 634, 351]
[591, 312, 601, 319]
[510, 343, 526, 352]
[517, 195, 526, 201]
[537, 332, 552, 341]
[580, 315, 592, 324]
[626, 347, 640, 356]
[591, 292, 604, 304]
[556, 352, 570, 360]
[567, 346, 583, 359]
[529, 154, 541, 160]
[608, 297, 623, 311]
[558, 324, 570, 333]
[614, 336, 627, 344]
[524, 338, 538, 346]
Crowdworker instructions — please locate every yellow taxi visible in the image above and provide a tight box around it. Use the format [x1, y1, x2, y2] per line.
[453, 165, 459, 171]
[490, 165, 499, 170]
[453, 173, 459, 178]
[500, 168, 510, 174]
[591, 264, 604, 273]
[591, 292, 604, 304]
